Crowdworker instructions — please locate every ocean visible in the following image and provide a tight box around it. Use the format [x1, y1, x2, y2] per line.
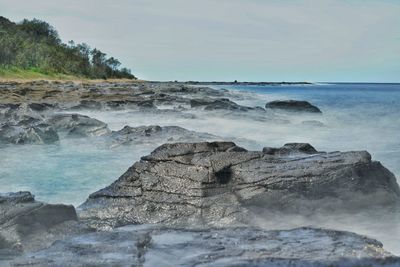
[1, 82, 400, 254]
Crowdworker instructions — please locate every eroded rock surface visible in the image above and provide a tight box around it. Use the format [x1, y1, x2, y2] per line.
[190, 98, 255, 111]
[0, 192, 80, 255]
[107, 125, 221, 147]
[47, 113, 111, 138]
[0, 81, 268, 117]
[0, 104, 59, 144]
[10, 225, 400, 267]
[266, 100, 322, 113]
[79, 142, 400, 230]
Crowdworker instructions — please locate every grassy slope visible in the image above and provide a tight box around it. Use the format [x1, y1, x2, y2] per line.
[0, 67, 83, 80]
[0, 67, 144, 83]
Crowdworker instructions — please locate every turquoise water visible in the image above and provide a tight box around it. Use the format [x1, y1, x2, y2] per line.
[1, 82, 400, 254]
[1, 83, 399, 206]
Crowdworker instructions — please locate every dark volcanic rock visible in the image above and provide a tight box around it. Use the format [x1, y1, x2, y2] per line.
[10, 225, 399, 267]
[262, 143, 318, 155]
[79, 142, 400, 230]
[0, 191, 79, 254]
[265, 100, 322, 113]
[190, 98, 254, 111]
[47, 113, 111, 138]
[107, 125, 220, 147]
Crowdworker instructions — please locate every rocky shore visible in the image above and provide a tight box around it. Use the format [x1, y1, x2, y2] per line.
[1, 80, 399, 266]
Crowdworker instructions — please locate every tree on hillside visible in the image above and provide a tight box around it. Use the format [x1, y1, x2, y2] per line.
[0, 16, 136, 79]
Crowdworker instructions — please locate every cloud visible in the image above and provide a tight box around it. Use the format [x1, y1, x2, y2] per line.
[1, 0, 399, 81]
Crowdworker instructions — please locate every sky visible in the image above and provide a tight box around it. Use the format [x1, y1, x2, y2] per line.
[1, 0, 400, 82]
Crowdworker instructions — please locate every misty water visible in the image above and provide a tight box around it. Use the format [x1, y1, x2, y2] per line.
[1, 83, 400, 254]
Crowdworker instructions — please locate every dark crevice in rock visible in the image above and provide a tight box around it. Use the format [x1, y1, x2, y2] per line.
[214, 165, 233, 185]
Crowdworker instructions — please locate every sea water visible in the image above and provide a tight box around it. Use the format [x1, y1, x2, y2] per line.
[1, 82, 400, 254]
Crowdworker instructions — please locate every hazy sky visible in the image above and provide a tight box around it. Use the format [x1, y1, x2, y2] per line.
[1, 0, 399, 82]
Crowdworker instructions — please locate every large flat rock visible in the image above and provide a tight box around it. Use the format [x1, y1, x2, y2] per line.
[10, 225, 400, 267]
[0, 192, 82, 256]
[79, 142, 400, 230]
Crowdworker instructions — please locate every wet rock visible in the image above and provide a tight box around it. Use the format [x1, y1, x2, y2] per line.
[0, 103, 43, 125]
[262, 143, 318, 155]
[27, 103, 57, 112]
[107, 125, 220, 147]
[0, 123, 59, 145]
[190, 98, 254, 111]
[0, 104, 60, 145]
[72, 100, 102, 110]
[103, 99, 156, 110]
[0, 191, 79, 254]
[79, 142, 400, 230]
[10, 225, 400, 267]
[265, 100, 322, 113]
[47, 113, 111, 138]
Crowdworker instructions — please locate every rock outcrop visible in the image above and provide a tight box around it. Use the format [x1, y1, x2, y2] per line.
[0, 123, 59, 145]
[79, 142, 400, 230]
[47, 113, 111, 138]
[107, 125, 220, 147]
[0, 81, 264, 115]
[0, 192, 80, 254]
[10, 225, 400, 267]
[190, 98, 255, 111]
[265, 100, 322, 113]
[0, 104, 59, 144]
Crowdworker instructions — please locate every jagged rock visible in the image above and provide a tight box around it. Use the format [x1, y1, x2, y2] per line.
[79, 142, 400, 230]
[0, 191, 79, 254]
[0, 103, 44, 124]
[262, 143, 318, 155]
[10, 225, 400, 267]
[70, 100, 102, 110]
[190, 98, 254, 111]
[103, 99, 156, 110]
[0, 123, 59, 144]
[0, 104, 59, 144]
[265, 100, 322, 113]
[47, 113, 111, 138]
[27, 103, 57, 112]
[107, 125, 220, 147]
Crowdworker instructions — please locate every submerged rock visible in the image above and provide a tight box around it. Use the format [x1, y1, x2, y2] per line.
[10, 225, 400, 267]
[266, 100, 322, 113]
[79, 142, 400, 230]
[190, 98, 254, 111]
[0, 191, 79, 254]
[0, 104, 59, 144]
[107, 125, 220, 147]
[0, 123, 59, 144]
[47, 113, 111, 138]
[302, 120, 325, 127]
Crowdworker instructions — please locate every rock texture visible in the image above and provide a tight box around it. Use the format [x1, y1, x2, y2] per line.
[266, 100, 322, 113]
[0, 104, 59, 145]
[0, 123, 58, 144]
[0, 192, 80, 254]
[10, 225, 400, 267]
[190, 98, 255, 111]
[47, 113, 111, 138]
[0, 81, 276, 146]
[0, 81, 234, 112]
[79, 142, 400, 230]
[107, 125, 221, 147]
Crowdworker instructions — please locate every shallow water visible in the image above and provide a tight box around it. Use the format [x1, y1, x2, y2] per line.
[1, 82, 400, 254]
